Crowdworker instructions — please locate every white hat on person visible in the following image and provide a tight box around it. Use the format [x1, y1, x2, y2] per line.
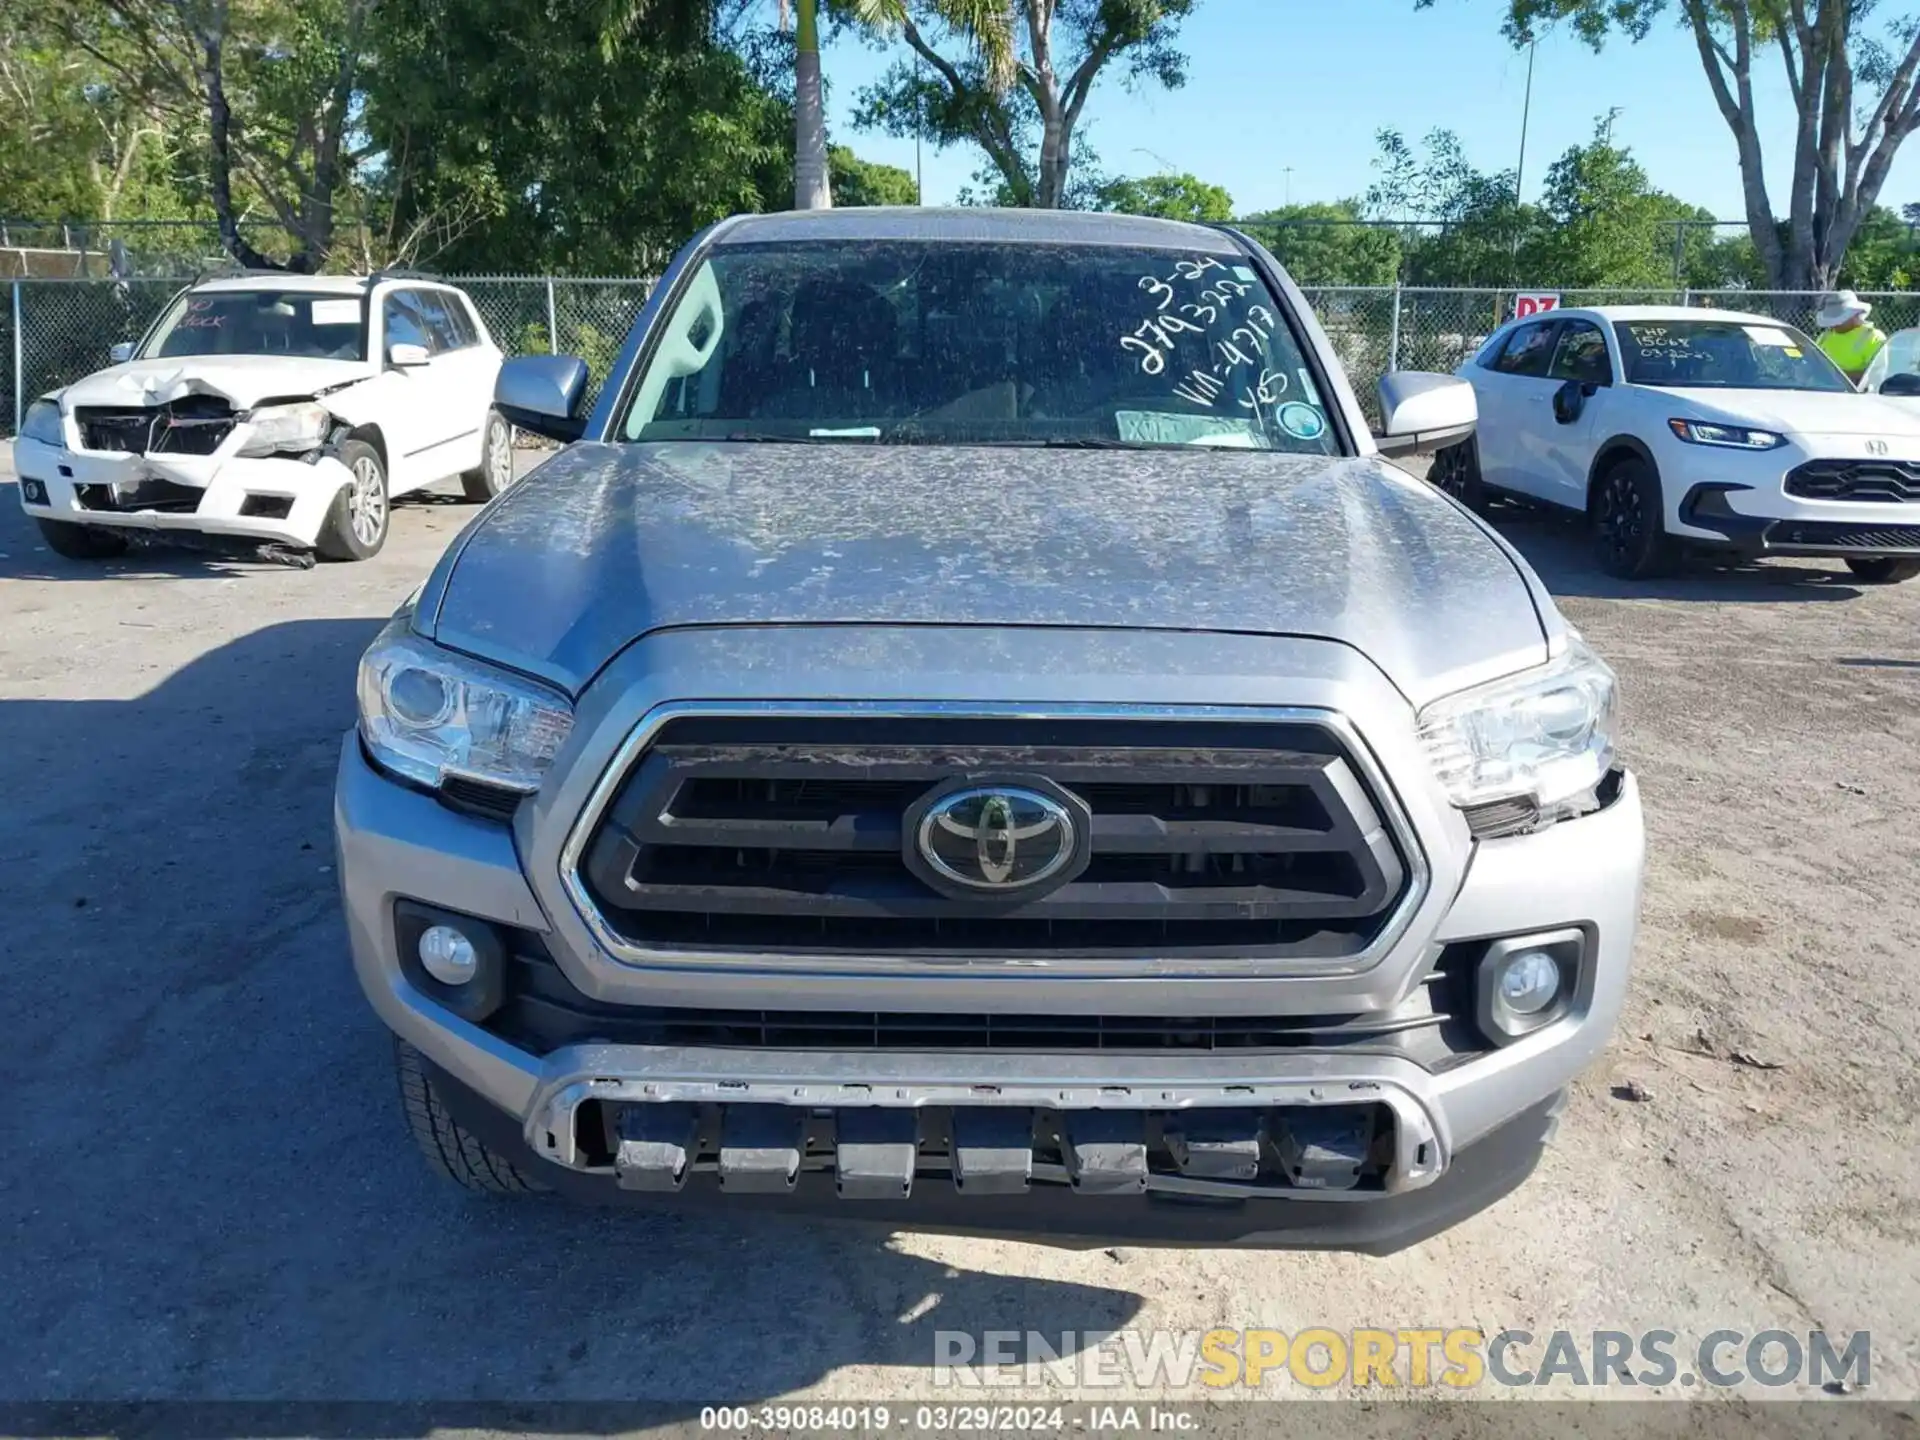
[1816, 290, 1873, 328]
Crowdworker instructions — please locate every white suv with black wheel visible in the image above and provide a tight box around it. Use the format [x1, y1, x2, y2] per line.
[1437, 305, 1920, 584]
[13, 272, 512, 563]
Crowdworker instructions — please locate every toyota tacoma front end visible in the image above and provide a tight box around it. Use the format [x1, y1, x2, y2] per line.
[334, 208, 1644, 1251]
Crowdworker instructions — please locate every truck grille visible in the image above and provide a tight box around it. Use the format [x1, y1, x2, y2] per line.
[577, 715, 1411, 961]
[1784, 459, 1920, 503]
[75, 398, 236, 456]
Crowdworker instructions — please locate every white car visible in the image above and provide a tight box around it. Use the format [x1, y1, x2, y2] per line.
[1436, 304, 1920, 584]
[14, 272, 512, 562]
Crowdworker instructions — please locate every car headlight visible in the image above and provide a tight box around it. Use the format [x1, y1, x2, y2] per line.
[238, 400, 331, 456]
[1666, 418, 1784, 450]
[357, 623, 573, 792]
[20, 398, 65, 447]
[1417, 636, 1618, 831]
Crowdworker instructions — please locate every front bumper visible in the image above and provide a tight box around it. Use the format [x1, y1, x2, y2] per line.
[14, 434, 350, 548]
[1675, 480, 1920, 557]
[425, 1048, 1570, 1252]
[336, 663, 1645, 1249]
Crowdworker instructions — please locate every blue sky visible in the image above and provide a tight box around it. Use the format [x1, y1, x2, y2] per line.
[819, 0, 1920, 221]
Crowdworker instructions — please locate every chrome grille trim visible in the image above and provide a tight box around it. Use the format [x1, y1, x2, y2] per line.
[557, 701, 1432, 980]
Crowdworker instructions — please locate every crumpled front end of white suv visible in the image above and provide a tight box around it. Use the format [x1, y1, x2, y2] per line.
[14, 372, 363, 552]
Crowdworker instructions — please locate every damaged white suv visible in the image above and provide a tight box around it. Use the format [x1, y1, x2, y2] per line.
[14, 272, 509, 562]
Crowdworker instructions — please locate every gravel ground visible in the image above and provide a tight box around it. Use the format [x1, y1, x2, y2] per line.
[2, 441, 1917, 1417]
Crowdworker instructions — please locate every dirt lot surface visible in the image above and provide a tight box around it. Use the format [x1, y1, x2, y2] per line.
[2, 441, 1917, 1420]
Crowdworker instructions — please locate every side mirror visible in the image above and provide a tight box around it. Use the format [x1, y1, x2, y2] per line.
[1880, 371, 1920, 397]
[108, 342, 134, 364]
[495, 354, 589, 443]
[1374, 371, 1477, 457]
[387, 341, 431, 368]
[1552, 378, 1593, 424]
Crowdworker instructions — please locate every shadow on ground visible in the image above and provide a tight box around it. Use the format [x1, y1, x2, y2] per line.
[0, 618, 1142, 1417]
[1478, 499, 1863, 604]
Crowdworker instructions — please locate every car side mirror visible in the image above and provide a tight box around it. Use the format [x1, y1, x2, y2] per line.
[1880, 371, 1920, 397]
[1552, 378, 1593, 424]
[108, 342, 134, 364]
[1373, 371, 1476, 456]
[387, 341, 431, 369]
[495, 354, 589, 443]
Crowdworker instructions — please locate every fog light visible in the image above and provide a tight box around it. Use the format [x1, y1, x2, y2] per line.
[21, 478, 48, 505]
[1474, 929, 1584, 1045]
[1496, 948, 1561, 1015]
[418, 924, 479, 985]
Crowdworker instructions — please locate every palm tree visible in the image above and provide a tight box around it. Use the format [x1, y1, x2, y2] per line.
[792, 0, 831, 208]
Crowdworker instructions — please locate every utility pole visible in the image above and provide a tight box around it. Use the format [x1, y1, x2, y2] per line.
[1510, 34, 1536, 286]
[916, 54, 924, 205]
[1284, 167, 1294, 207]
[1515, 36, 1536, 204]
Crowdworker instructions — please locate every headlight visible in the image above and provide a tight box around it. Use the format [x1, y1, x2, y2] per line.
[1666, 418, 1783, 449]
[20, 398, 65, 447]
[357, 623, 573, 792]
[1417, 637, 1618, 821]
[238, 400, 331, 456]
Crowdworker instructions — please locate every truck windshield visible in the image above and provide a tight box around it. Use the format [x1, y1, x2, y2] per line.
[143, 289, 367, 361]
[618, 240, 1340, 453]
[1612, 319, 1852, 391]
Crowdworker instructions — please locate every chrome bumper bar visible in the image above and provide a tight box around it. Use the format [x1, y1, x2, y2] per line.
[521, 1043, 1450, 1197]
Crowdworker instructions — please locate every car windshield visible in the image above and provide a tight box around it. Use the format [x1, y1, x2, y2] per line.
[1612, 319, 1852, 392]
[143, 289, 367, 361]
[617, 240, 1341, 453]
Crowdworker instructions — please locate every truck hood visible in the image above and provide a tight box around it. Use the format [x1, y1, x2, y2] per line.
[428, 442, 1551, 703]
[56, 354, 374, 410]
[1662, 386, 1920, 438]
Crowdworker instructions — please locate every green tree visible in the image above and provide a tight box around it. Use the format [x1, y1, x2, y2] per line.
[364, 0, 791, 273]
[1360, 120, 1754, 288]
[45, 0, 378, 270]
[1836, 205, 1920, 288]
[1238, 201, 1402, 285]
[1418, 0, 1920, 290]
[1365, 127, 1538, 285]
[0, 14, 200, 226]
[1092, 171, 1232, 222]
[1521, 112, 1716, 288]
[841, 0, 1196, 208]
[829, 144, 918, 204]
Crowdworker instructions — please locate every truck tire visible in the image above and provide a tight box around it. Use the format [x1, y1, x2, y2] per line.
[316, 438, 389, 561]
[394, 1038, 545, 1195]
[36, 518, 129, 560]
[1590, 456, 1679, 580]
[1845, 556, 1920, 584]
[461, 410, 516, 502]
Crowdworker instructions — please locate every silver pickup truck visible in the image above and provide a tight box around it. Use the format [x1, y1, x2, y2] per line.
[334, 208, 1644, 1252]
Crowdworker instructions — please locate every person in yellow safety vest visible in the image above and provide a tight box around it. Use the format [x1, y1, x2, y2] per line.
[1815, 290, 1887, 386]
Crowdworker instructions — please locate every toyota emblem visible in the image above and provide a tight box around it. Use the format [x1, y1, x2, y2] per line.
[905, 780, 1089, 899]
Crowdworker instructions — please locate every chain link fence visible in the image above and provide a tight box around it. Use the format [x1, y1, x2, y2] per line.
[8, 277, 1918, 434]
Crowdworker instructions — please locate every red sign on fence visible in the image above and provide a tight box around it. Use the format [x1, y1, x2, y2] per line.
[1514, 292, 1562, 319]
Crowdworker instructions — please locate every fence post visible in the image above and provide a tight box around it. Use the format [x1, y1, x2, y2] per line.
[1386, 283, 1403, 373]
[545, 278, 558, 356]
[10, 280, 22, 437]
